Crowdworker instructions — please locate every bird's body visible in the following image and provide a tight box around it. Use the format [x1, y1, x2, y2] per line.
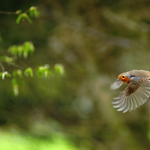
[111, 70, 150, 113]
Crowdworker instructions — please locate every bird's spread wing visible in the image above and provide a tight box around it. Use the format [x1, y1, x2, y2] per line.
[110, 80, 124, 90]
[112, 79, 150, 113]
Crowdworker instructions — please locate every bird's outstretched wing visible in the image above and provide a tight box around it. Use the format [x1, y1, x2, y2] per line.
[112, 79, 150, 113]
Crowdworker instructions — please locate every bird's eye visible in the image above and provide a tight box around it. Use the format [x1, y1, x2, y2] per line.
[122, 75, 125, 78]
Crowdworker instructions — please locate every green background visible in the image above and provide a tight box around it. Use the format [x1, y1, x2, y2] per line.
[0, 0, 150, 149]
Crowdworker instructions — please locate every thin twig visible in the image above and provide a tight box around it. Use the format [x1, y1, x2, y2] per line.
[0, 11, 17, 15]
[10, 63, 24, 70]
[0, 62, 5, 72]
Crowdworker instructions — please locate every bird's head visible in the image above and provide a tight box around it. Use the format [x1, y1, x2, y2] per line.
[118, 74, 130, 84]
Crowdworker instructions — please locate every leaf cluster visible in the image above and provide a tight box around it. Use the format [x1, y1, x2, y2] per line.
[0, 7, 65, 96]
[8, 42, 34, 59]
[16, 6, 40, 24]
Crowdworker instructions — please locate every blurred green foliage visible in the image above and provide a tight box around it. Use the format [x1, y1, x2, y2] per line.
[0, 131, 77, 150]
[0, 0, 150, 150]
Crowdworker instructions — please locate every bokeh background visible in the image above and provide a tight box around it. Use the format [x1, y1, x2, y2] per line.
[0, 0, 150, 150]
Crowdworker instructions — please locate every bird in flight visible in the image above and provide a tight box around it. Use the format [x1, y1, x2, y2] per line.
[111, 70, 150, 113]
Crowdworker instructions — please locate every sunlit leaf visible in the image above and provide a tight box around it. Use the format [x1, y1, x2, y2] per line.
[16, 13, 32, 24]
[23, 42, 35, 54]
[13, 84, 19, 96]
[23, 42, 35, 58]
[16, 14, 23, 24]
[0, 56, 14, 64]
[34, 10, 40, 18]
[37, 64, 52, 77]
[23, 51, 28, 59]
[54, 64, 65, 76]
[5, 56, 14, 63]
[13, 69, 23, 78]
[0, 56, 13, 63]
[29, 6, 40, 17]
[28, 42, 35, 53]
[1, 71, 11, 80]
[8, 45, 18, 56]
[8, 42, 35, 59]
[23, 13, 32, 23]
[18, 45, 23, 57]
[24, 67, 33, 77]
[11, 78, 19, 96]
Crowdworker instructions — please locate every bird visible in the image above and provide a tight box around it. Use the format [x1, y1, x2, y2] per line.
[110, 70, 150, 113]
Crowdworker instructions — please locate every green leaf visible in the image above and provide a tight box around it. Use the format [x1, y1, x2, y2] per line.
[18, 45, 23, 57]
[22, 42, 35, 58]
[12, 69, 23, 78]
[24, 67, 33, 77]
[8, 42, 35, 59]
[23, 42, 35, 53]
[29, 6, 40, 17]
[0, 56, 14, 63]
[54, 64, 65, 76]
[16, 13, 32, 24]
[28, 42, 35, 52]
[1, 71, 11, 80]
[16, 14, 23, 24]
[8, 45, 18, 56]
[11, 78, 19, 96]
[37, 64, 52, 77]
[5, 56, 14, 63]
[23, 13, 32, 23]
[23, 51, 28, 59]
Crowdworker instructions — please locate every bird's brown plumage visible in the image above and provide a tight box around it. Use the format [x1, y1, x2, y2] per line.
[111, 70, 150, 113]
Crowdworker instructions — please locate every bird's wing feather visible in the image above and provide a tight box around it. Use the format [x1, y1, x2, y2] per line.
[112, 78, 150, 113]
[110, 81, 123, 90]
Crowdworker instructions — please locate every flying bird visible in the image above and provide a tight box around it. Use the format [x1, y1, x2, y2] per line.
[110, 70, 150, 113]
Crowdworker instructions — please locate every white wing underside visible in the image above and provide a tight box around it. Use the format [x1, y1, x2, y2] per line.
[112, 81, 150, 113]
[110, 81, 123, 90]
